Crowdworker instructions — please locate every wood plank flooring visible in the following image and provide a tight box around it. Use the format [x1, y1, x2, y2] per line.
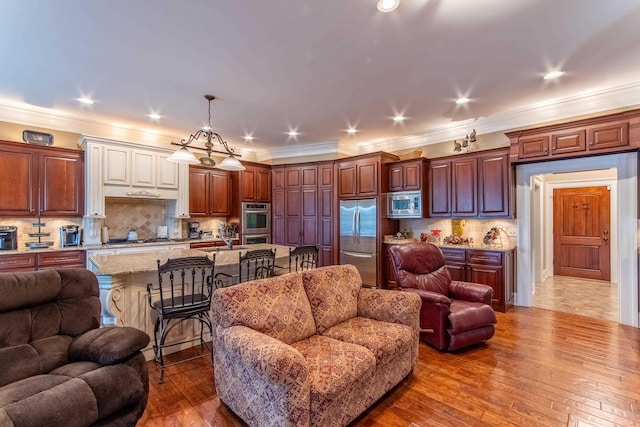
[533, 275, 618, 322]
[138, 307, 640, 427]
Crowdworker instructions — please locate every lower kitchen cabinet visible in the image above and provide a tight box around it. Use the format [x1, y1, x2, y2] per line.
[0, 250, 86, 272]
[440, 246, 515, 312]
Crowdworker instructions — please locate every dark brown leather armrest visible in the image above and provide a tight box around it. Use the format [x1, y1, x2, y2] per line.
[401, 287, 451, 305]
[450, 281, 493, 305]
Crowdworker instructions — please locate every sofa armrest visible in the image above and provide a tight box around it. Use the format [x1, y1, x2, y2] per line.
[357, 288, 422, 333]
[218, 325, 309, 385]
[450, 280, 493, 305]
[69, 326, 150, 365]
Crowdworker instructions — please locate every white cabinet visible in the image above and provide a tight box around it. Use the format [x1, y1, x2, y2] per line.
[80, 136, 188, 206]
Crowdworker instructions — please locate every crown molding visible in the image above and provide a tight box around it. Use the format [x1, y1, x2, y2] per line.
[260, 140, 347, 162]
[359, 81, 640, 154]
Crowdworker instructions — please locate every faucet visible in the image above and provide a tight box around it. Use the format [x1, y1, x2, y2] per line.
[216, 234, 233, 250]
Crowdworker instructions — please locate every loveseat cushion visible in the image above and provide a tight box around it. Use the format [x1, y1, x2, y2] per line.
[322, 316, 414, 365]
[301, 265, 362, 334]
[290, 335, 376, 408]
[211, 272, 316, 344]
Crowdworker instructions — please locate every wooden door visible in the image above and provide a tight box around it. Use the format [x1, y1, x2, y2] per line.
[388, 164, 404, 192]
[553, 186, 610, 281]
[39, 151, 84, 217]
[209, 171, 230, 216]
[477, 151, 510, 217]
[188, 167, 209, 217]
[0, 146, 37, 216]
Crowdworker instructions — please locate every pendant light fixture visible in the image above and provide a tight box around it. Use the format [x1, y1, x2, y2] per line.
[167, 94, 245, 170]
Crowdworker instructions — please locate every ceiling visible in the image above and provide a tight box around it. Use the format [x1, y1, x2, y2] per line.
[1, 0, 639, 161]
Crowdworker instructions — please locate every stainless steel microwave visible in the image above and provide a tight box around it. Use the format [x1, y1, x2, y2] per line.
[387, 191, 423, 218]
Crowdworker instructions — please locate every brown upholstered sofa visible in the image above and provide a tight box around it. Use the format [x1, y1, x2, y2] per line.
[0, 269, 150, 427]
[211, 264, 421, 427]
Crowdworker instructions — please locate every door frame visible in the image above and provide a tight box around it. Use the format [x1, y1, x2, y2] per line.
[516, 152, 637, 327]
[546, 176, 617, 283]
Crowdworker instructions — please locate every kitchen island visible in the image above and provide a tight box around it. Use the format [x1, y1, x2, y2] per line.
[89, 244, 292, 359]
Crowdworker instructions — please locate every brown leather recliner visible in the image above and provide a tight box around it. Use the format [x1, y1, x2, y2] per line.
[388, 242, 496, 351]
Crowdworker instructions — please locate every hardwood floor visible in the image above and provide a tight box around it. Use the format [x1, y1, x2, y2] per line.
[138, 307, 640, 427]
[533, 275, 618, 322]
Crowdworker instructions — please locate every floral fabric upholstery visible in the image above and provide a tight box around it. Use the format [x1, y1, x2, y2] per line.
[211, 264, 422, 427]
[301, 265, 361, 334]
[211, 272, 316, 344]
[322, 317, 413, 365]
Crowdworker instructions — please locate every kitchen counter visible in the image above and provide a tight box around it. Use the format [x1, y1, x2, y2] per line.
[89, 243, 292, 275]
[382, 237, 516, 252]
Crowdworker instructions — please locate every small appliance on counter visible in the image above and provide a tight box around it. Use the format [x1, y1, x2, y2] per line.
[127, 228, 139, 241]
[156, 225, 169, 240]
[188, 222, 201, 239]
[60, 225, 81, 247]
[26, 220, 54, 249]
[0, 226, 18, 250]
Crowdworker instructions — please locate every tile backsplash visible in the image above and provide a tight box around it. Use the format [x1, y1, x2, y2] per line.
[400, 218, 518, 245]
[104, 198, 168, 240]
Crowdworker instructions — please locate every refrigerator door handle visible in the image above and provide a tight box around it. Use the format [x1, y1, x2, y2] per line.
[352, 210, 357, 243]
[341, 251, 374, 258]
[356, 209, 361, 243]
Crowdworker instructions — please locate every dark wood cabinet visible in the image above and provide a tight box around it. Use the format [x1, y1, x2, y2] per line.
[189, 240, 238, 249]
[0, 141, 84, 218]
[189, 166, 231, 217]
[284, 165, 318, 246]
[507, 108, 640, 164]
[337, 157, 378, 198]
[441, 247, 515, 312]
[388, 158, 426, 192]
[240, 163, 271, 202]
[384, 244, 397, 288]
[0, 250, 85, 272]
[37, 250, 86, 270]
[318, 161, 336, 267]
[429, 148, 511, 218]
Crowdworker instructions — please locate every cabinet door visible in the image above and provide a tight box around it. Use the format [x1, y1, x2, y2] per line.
[188, 168, 209, 217]
[38, 250, 86, 269]
[588, 120, 629, 151]
[157, 153, 179, 189]
[318, 162, 335, 266]
[256, 167, 271, 202]
[551, 129, 586, 155]
[357, 160, 378, 197]
[271, 167, 286, 245]
[0, 253, 37, 272]
[442, 248, 466, 281]
[209, 171, 231, 216]
[240, 167, 257, 201]
[451, 158, 476, 216]
[338, 162, 357, 198]
[478, 151, 510, 217]
[301, 187, 318, 245]
[103, 146, 130, 185]
[131, 150, 155, 187]
[84, 142, 105, 217]
[39, 151, 84, 217]
[467, 262, 503, 310]
[429, 160, 450, 217]
[388, 165, 404, 192]
[445, 262, 467, 282]
[519, 135, 549, 159]
[402, 161, 421, 191]
[285, 186, 302, 246]
[0, 145, 37, 216]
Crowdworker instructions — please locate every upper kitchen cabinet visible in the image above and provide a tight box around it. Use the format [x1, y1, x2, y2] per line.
[0, 140, 84, 218]
[189, 165, 231, 217]
[388, 158, 428, 192]
[337, 152, 399, 199]
[507, 108, 640, 164]
[240, 163, 271, 202]
[429, 148, 512, 218]
[79, 136, 189, 219]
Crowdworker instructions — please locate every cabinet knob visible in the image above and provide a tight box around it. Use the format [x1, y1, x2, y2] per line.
[589, 141, 594, 146]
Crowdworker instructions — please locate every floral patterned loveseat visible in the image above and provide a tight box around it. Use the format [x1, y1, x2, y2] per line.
[210, 264, 421, 426]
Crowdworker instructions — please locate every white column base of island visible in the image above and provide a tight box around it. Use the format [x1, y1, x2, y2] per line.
[89, 244, 292, 360]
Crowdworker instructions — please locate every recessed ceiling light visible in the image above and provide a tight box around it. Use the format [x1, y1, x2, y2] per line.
[346, 127, 358, 135]
[287, 129, 300, 137]
[455, 97, 470, 105]
[77, 97, 95, 105]
[393, 115, 406, 123]
[147, 113, 162, 120]
[543, 70, 564, 80]
[243, 134, 255, 141]
[377, 0, 400, 13]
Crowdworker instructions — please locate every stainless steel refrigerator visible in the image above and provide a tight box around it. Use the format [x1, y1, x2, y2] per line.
[339, 199, 377, 286]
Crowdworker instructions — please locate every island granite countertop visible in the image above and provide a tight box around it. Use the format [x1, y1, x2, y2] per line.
[89, 243, 292, 275]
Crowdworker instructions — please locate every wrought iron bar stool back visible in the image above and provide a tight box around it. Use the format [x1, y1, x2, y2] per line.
[289, 245, 319, 272]
[147, 255, 220, 383]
